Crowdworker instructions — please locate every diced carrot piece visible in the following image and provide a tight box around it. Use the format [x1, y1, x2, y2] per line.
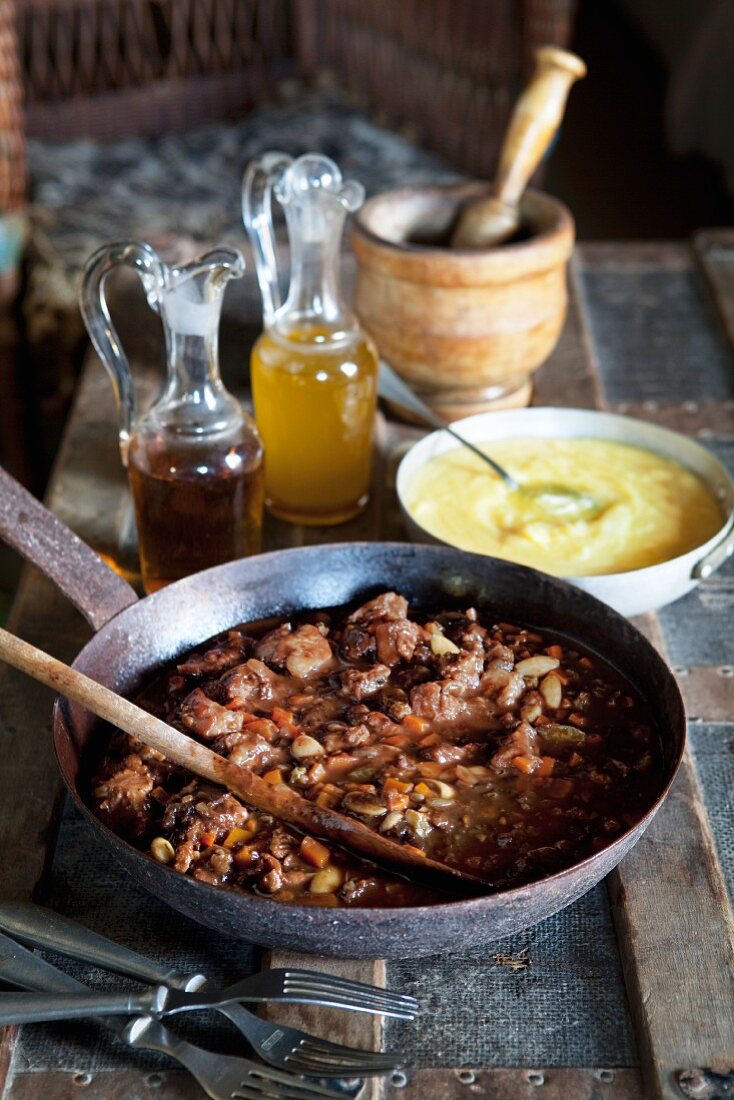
[263, 768, 284, 785]
[568, 712, 588, 727]
[568, 751, 583, 767]
[535, 714, 553, 726]
[222, 827, 250, 849]
[322, 753, 360, 781]
[384, 778, 412, 793]
[551, 778, 574, 798]
[511, 754, 539, 775]
[384, 733, 412, 748]
[300, 836, 331, 868]
[199, 831, 217, 848]
[419, 733, 441, 747]
[272, 707, 295, 727]
[315, 783, 342, 808]
[233, 845, 253, 869]
[414, 781, 432, 797]
[402, 714, 430, 735]
[416, 762, 444, 779]
[384, 791, 410, 812]
[546, 644, 564, 659]
[536, 756, 556, 777]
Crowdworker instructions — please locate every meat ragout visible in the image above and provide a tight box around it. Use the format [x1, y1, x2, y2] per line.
[90, 592, 661, 908]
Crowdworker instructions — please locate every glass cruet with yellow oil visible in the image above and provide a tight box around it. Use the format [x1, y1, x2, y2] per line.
[80, 242, 264, 593]
[243, 152, 378, 524]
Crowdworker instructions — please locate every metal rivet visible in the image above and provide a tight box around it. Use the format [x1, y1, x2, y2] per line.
[683, 401, 699, 413]
[719, 667, 734, 677]
[596, 1069, 615, 1082]
[72, 1073, 92, 1088]
[146, 1073, 164, 1088]
[391, 1070, 409, 1088]
[643, 400, 660, 413]
[457, 1069, 476, 1085]
[527, 1070, 545, 1086]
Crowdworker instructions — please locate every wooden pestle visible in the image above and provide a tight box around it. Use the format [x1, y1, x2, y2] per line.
[451, 46, 586, 250]
[0, 626, 485, 891]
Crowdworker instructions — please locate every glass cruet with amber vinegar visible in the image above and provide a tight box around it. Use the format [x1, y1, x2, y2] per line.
[80, 242, 264, 592]
[243, 152, 378, 524]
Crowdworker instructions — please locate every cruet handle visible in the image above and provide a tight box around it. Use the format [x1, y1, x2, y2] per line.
[242, 151, 293, 324]
[79, 241, 166, 465]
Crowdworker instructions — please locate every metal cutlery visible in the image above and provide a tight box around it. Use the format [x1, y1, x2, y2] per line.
[0, 902, 418, 1017]
[0, 903, 410, 1076]
[0, 931, 346, 1100]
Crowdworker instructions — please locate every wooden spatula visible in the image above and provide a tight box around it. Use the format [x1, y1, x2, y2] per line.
[0, 626, 487, 893]
[451, 46, 586, 250]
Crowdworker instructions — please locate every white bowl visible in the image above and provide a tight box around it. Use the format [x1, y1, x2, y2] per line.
[396, 407, 734, 617]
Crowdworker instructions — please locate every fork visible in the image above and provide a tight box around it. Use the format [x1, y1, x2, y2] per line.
[0, 932, 346, 1100]
[0, 903, 408, 1076]
[0, 903, 417, 1018]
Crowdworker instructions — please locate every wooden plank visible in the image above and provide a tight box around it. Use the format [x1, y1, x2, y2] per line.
[609, 749, 734, 1098]
[532, 261, 600, 409]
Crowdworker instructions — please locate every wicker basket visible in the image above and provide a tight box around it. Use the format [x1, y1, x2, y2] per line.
[295, 0, 578, 178]
[0, 0, 25, 211]
[16, 0, 577, 176]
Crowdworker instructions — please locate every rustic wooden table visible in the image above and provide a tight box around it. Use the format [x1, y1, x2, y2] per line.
[1, 236, 733, 1100]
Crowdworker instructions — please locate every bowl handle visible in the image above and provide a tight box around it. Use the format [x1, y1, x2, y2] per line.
[691, 516, 734, 580]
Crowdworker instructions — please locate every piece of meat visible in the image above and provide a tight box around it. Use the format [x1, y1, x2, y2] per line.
[256, 624, 333, 680]
[347, 592, 408, 625]
[422, 741, 482, 765]
[221, 658, 280, 704]
[163, 785, 250, 873]
[213, 729, 281, 770]
[340, 625, 376, 662]
[298, 695, 344, 732]
[177, 631, 251, 677]
[479, 657, 515, 696]
[180, 688, 247, 740]
[410, 680, 465, 721]
[93, 754, 153, 839]
[341, 664, 391, 701]
[441, 649, 484, 693]
[255, 623, 292, 663]
[490, 721, 539, 770]
[257, 853, 283, 893]
[496, 673, 526, 709]
[375, 620, 423, 666]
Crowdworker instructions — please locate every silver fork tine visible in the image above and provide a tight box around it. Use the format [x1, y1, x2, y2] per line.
[273, 982, 414, 1018]
[296, 1040, 401, 1063]
[279, 969, 418, 1008]
[236, 1067, 348, 1100]
[286, 1054, 400, 1073]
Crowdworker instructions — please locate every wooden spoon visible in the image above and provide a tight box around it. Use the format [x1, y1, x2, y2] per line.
[0, 626, 487, 893]
[451, 46, 586, 250]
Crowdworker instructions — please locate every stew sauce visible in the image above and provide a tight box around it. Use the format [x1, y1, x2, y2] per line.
[90, 592, 661, 907]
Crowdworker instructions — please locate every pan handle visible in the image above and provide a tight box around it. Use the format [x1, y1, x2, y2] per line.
[0, 466, 138, 630]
